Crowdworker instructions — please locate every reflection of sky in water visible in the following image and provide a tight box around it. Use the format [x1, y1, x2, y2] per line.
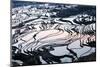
[47, 40, 95, 63]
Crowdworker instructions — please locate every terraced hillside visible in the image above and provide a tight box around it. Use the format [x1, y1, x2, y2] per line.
[11, 1, 96, 66]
